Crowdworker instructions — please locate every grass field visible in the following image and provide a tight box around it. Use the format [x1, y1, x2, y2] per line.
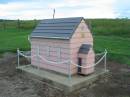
[94, 36, 130, 65]
[0, 19, 130, 65]
[0, 29, 31, 53]
[87, 19, 130, 37]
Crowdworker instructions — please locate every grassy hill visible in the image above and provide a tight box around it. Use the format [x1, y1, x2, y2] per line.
[0, 19, 130, 65]
[87, 19, 130, 37]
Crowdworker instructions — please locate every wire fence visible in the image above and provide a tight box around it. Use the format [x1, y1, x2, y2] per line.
[0, 19, 39, 30]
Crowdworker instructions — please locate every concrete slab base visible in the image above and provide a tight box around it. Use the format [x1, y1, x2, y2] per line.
[16, 65, 109, 94]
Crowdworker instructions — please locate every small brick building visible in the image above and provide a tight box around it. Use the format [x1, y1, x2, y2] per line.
[30, 17, 95, 75]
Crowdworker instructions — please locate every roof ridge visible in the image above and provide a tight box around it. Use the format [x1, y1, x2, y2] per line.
[42, 17, 83, 20]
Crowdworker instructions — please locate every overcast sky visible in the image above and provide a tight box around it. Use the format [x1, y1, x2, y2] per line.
[0, 0, 129, 20]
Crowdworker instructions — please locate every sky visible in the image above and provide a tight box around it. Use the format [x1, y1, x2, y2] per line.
[0, 0, 129, 20]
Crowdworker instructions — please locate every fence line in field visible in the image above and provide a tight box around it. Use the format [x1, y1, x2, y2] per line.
[0, 19, 39, 30]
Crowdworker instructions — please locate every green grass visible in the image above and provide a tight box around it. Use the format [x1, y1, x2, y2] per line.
[0, 19, 130, 65]
[94, 36, 130, 65]
[0, 28, 32, 53]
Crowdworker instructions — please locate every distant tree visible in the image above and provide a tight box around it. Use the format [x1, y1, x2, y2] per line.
[0, 19, 3, 22]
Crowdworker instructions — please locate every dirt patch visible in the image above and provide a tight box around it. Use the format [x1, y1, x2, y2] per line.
[78, 61, 130, 97]
[0, 52, 130, 97]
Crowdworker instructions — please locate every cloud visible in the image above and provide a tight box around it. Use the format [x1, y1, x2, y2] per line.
[114, 0, 130, 18]
[0, 1, 54, 19]
[0, 0, 128, 19]
[50, 0, 117, 18]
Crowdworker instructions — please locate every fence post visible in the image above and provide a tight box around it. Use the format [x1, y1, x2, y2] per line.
[104, 49, 107, 71]
[37, 46, 40, 70]
[34, 19, 37, 28]
[28, 35, 31, 43]
[68, 61, 71, 82]
[17, 19, 20, 31]
[3, 20, 6, 30]
[58, 48, 61, 62]
[17, 48, 20, 67]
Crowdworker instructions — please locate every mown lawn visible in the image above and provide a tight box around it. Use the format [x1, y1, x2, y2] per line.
[0, 29, 31, 53]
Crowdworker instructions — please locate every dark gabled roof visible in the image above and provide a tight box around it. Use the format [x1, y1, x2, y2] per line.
[78, 44, 92, 54]
[31, 17, 84, 39]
